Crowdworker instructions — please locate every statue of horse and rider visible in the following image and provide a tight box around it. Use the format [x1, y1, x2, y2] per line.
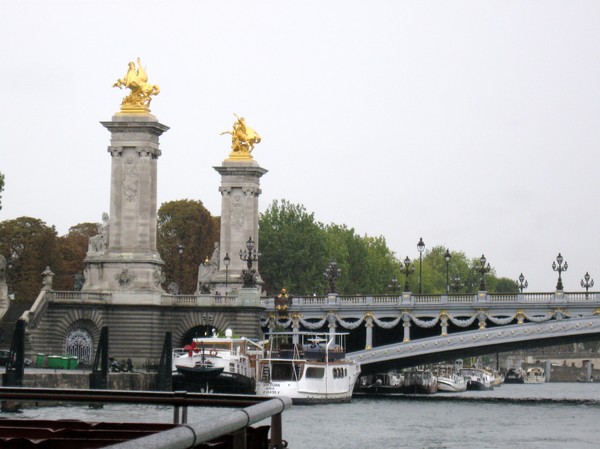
[221, 114, 261, 156]
[113, 58, 160, 109]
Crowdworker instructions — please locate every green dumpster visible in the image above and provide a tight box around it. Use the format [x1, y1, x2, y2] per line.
[59, 357, 69, 369]
[47, 356, 60, 369]
[36, 354, 44, 367]
[68, 356, 78, 369]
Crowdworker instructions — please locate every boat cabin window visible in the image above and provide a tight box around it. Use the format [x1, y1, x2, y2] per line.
[305, 367, 325, 379]
[271, 362, 297, 381]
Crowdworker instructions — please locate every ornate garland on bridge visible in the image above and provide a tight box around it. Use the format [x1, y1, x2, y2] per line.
[298, 316, 329, 330]
[335, 316, 365, 330]
[261, 308, 578, 332]
[408, 314, 440, 328]
[372, 315, 403, 329]
[446, 314, 478, 327]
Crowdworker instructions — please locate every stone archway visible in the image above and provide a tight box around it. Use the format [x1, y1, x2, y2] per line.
[180, 325, 217, 346]
[65, 329, 92, 365]
[64, 319, 98, 365]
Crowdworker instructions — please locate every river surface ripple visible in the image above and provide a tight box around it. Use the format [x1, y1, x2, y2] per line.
[9, 383, 600, 449]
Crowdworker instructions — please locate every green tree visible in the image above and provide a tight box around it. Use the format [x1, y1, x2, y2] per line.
[0, 172, 4, 210]
[0, 217, 60, 301]
[157, 199, 219, 294]
[323, 226, 400, 295]
[259, 200, 402, 296]
[489, 276, 519, 293]
[417, 247, 511, 294]
[259, 200, 329, 295]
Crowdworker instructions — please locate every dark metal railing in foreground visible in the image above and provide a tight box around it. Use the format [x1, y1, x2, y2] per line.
[0, 387, 292, 449]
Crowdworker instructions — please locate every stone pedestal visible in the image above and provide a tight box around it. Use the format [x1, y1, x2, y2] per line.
[201, 159, 267, 294]
[82, 114, 169, 292]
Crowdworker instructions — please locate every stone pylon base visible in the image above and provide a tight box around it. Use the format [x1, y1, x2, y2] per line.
[82, 256, 164, 292]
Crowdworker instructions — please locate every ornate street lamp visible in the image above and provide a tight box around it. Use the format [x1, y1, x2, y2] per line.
[177, 243, 184, 294]
[388, 278, 399, 294]
[239, 237, 259, 287]
[517, 273, 528, 293]
[477, 254, 491, 291]
[581, 272, 594, 298]
[323, 260, 341, 294]
[417, 237, 425, 294]
[450, 276, 463, 293]
[401, 256, 415, 293]
[202, 313, 213, 336]
[552, 253, 568, 291]
[444, 249, 451, 294]
[223, 253, 231, 288]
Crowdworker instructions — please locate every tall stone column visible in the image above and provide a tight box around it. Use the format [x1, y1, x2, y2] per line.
[211, 159, 267, 291]
[82, 114, 169, 296]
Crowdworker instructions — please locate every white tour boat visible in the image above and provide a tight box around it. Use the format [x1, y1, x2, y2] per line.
[255, 332, 361, 404]
[172, 329, 261, 394]
[460, 366, 494, 390]
[524, 366, 546, 384]
[434, 360, 467, 393]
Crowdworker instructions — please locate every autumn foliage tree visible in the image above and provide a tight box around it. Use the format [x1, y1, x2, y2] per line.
[0, 217, 60, 301]
[157, 199, 220, 294]
[55, 223, 99, 290]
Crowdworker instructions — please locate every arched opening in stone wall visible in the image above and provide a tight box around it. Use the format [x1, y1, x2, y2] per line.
[64, 329, 93, 365]
[179, 325, 217, 346]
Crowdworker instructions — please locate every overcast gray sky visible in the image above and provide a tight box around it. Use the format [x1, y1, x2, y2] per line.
[2, 1, 599, 292]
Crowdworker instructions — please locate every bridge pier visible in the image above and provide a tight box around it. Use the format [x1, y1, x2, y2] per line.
[365, 314, 373, 349]
[402, 316, 411, 342]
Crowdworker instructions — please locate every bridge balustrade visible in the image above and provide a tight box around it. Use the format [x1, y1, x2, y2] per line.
[446, 294, 477, 303]
[47, 292, 112, 301]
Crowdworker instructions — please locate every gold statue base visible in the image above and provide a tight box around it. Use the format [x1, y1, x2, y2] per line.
[116, 105, 152, 115]
[227, 150, 254, 161]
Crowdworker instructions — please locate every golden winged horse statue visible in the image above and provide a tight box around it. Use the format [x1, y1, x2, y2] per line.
[113, 58, 160, 112]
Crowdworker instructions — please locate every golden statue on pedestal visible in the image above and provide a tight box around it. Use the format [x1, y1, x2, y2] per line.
[113, 58, 160, 113]
[221, 114, 261, 160]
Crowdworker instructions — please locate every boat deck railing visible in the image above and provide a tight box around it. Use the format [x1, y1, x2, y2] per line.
[0, 387, 292, 449]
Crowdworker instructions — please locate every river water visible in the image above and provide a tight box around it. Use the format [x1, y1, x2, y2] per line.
[10, 383, 600, 449]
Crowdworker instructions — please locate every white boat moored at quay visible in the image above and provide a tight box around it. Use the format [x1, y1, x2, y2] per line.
[435, 360, 467, 393]
[172, 329, 261, 394]
[256, 331, 361, 404]
[524, 366, 546, 384]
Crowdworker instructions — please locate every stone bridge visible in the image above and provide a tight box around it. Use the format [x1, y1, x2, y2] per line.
[261, 291, 600, 373]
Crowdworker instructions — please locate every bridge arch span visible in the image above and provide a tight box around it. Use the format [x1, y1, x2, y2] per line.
[347, 315, 600, 374]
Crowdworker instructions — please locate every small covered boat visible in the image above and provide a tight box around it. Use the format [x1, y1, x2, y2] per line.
[524, 366, 545, 384]
[504, 367, 526, 384]
[402, 368, 438, 394]
[460, 366, 494, 390]
[355, 371, 404, 394]
[434, 361, 467, 393]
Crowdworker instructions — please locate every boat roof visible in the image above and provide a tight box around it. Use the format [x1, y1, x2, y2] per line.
[192, 336, 247, 342]
[265, 331, 349, 336]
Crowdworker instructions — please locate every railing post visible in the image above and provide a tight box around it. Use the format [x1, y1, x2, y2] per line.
[232, 428, 247, 449]
[270, 412, 283, 448]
